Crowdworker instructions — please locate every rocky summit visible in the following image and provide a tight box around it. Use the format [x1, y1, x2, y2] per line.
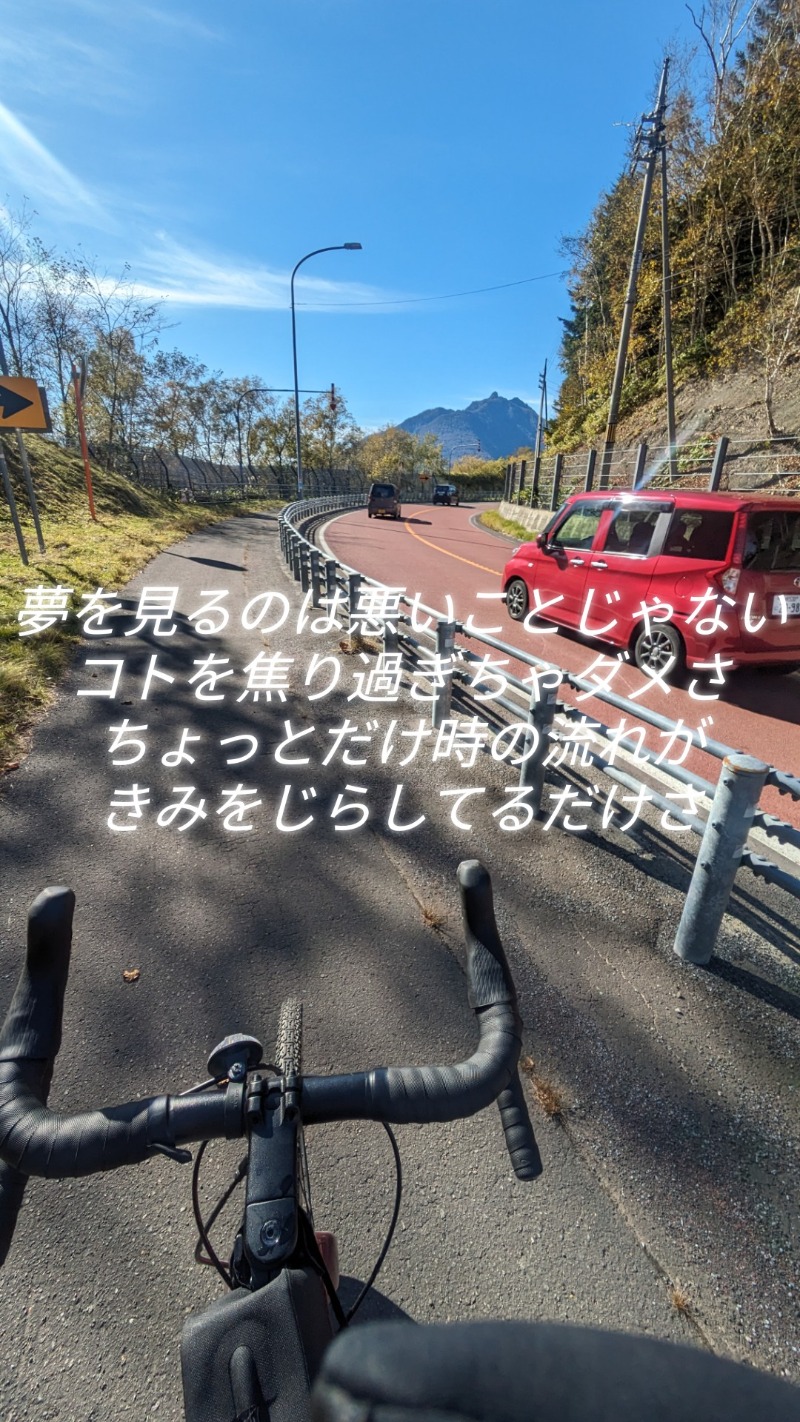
[399, 391, 538, 461]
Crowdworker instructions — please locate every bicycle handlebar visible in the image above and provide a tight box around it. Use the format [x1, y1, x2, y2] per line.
[0, 861, 541, 1265]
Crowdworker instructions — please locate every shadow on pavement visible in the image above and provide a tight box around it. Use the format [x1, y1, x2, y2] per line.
[336, 1276, 413, 1326]
[165, 553, 246, 571]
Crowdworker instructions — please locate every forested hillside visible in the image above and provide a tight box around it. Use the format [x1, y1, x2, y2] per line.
[551, 0, 800, 450]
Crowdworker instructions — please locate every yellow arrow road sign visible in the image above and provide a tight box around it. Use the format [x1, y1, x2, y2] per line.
[0, 378, 52, 431]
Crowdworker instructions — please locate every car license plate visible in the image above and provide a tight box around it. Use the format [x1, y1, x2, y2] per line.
[773, 594, 800, 616]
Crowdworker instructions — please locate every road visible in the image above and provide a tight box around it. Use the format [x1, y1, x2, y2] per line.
[324, 502, 800, 831]
[2, 511, 723, 1422]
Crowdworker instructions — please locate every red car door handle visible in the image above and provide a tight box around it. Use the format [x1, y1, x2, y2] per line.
[568, 557, 585, 566]
[590, 560, 608, 569]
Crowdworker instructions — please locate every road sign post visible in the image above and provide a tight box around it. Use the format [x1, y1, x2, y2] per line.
[0, 336, 45, 554]
[0, 443, 28, 565]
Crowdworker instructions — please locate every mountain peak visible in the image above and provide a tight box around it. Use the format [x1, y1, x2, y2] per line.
[399, 392, 537, 461]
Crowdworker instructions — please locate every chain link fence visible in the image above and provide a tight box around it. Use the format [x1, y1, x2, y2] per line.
[503, 434, 800, 511]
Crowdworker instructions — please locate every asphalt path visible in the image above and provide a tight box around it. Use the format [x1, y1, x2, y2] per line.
[0, 512, 712, 1422]
[325, 503, 800, 832]
[320, 499, 800, 1378]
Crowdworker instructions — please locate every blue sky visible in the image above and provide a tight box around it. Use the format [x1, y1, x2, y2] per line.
[3, 1, 718, 431]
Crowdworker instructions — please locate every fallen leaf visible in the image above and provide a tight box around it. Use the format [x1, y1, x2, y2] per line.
[122, 968, 140, 983]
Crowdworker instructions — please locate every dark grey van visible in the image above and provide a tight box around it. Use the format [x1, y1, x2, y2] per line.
[367, 482, 402, 520]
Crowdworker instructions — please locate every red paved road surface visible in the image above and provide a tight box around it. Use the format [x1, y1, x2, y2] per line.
[325, 503, 800, 830]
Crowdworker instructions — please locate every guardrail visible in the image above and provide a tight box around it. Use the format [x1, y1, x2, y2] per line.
[280, 497, 800, 967]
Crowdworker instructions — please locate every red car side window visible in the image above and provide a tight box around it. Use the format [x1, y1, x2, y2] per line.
[551, 505, 604, 549]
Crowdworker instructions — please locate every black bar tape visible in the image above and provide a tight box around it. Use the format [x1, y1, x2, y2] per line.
[301, 1004, 519, 1126]
[0, 1162, 27, 1267]
[0, 888, 75, 1263]
[0, 888, 75, 1065]
[0, 886, 197, 1185]
[0, 1076, 173, 1178]
[458, 861, 516, 1011]
[457, 863, 542, 1181]
[497, 1070, 543, 1181]
[366, 1005, 518, 1123]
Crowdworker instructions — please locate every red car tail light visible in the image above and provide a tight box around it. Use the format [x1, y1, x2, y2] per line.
[715, 517, 747, 597]
[718, 567, 741, 596]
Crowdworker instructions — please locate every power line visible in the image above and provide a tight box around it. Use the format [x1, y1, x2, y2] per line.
[295, 268, 570, 309]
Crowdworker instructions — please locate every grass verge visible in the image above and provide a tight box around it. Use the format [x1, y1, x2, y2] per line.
[0, 434, 284, 769]
[479, 509, 542, 542]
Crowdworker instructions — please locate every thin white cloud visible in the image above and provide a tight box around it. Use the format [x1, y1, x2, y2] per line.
[134, 4, 224, 42]
[0, 32, 135, 110]
[118, 235, 405, 313]
[46, 0, 222, 40]
[0, 3, 221, 111]
[0, 102, 108, 222]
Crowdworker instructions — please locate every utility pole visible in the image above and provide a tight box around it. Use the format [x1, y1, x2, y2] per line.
[530, 360, 547, 505]
[660, 102, 678, 480]
[599, 57, 670, 489]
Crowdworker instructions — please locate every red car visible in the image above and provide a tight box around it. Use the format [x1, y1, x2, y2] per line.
[502, 489, 800, 675]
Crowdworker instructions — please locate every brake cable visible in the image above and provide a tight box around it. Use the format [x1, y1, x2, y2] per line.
[345, 1123, 403, 1322]
[191, 1120, 403, 1322]
[192, 1141, 246, 1288]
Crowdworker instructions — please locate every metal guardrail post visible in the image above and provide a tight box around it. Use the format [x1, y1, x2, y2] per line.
[673, 753, 769, 965]
[300, 544, 311, 593]
[518, 674, 561, 812]
[325, 559, 338, 604]
[633, 443, 648, 489]
[584, 449, 596, 492]
[310, 549, 323, 607]
[707, 436, 730, 492]
[291, 533, 303, 581]
[383, 610, 399, 654]
[549, 453, 564, 511]
[431, 619, 457, 728]
[348, 572, 363, 638]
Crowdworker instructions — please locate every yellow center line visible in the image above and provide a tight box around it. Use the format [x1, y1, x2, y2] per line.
[403, 517, 502, 577]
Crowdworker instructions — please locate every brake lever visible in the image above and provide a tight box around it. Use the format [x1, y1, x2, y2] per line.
[457, 861, 543, 1182]
[0, 887, 76, 1265]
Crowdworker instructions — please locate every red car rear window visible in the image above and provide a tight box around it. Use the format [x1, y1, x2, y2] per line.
[745, 509, 800, 571]
[663, 509, 733, 560]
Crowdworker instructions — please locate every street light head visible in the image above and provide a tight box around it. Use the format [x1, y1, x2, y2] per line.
[343, 242, 362, 250]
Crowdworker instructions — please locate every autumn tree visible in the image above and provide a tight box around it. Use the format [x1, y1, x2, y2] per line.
[551, 0, 799, 448]
[355, 426, 446, 488]
[301, 389, 361, 476]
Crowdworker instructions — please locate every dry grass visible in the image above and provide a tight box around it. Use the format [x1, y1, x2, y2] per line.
[669, 1284, 692, 1315]
[421, 903, 446, 931]
[520, 1054, 567, 1121]
[338, 632, 383, 656]
[0, 433, 283, 768]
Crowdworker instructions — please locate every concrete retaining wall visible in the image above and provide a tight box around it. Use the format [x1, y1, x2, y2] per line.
[496, 502, 553, 534]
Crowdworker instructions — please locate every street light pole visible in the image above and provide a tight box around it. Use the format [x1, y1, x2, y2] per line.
[290, 243, 362, 498]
